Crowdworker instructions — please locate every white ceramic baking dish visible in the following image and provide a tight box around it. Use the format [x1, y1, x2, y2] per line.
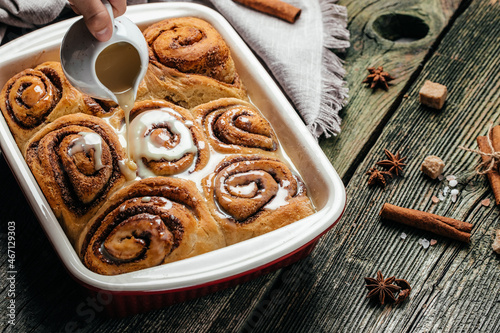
[0, 2, 345, 316]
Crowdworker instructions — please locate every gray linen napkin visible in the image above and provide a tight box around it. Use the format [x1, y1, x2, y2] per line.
[0, 0, 349, 138]
[203, 0, 350, 138]
[0, 0, 66, 28]
[0, 0, 67, 40]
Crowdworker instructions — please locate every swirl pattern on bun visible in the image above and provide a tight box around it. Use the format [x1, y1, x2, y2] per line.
[193, 98, 278, 155]
[25, 114, 127, 243]
[0, 62, 85, 150]
[128, 100, 210, 177]
[203, 155, 315, 245]
[138, 17, 247, 108]
[78, 177, 225, 275]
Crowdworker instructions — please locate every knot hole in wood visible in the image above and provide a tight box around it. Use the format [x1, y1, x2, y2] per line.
[372, 14, 429, 43]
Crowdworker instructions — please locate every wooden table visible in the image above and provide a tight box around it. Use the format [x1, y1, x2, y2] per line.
[1, 0, 499, 332]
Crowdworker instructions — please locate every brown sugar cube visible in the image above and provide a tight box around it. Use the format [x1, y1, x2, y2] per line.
[419, 80, 447, 109]
[421, 155, 445, 179]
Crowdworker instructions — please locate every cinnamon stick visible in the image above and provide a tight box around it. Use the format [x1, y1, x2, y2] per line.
[233, 0, 301, 23]
[476, 125, 500, 205]
[379, 203, 473, 243]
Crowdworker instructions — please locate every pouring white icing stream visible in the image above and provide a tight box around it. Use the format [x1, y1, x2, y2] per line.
[95, 42, 143, 180]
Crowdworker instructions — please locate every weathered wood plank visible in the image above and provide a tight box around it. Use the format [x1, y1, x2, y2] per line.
[241, 0, 500, 331]
[215, 0, 473, 330]
[0, 1, 493, 332]
[320, 0, 463, 178]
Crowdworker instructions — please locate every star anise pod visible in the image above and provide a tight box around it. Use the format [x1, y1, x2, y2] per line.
[394, 279, 412, 304]
[362, 66, 395, 90]
[376, 149, 407, 176]
[364, 271, 401, 305]
[366, 167, 392, 187]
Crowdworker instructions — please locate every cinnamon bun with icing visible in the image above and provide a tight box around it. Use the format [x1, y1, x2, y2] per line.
[25, 114, 127, 244]
[127, 100, 210, 177]
[202, 155, 315, 245]
[78, 177, 225, 275]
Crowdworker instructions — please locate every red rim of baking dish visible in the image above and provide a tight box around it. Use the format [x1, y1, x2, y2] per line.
[77, 203, 345, 297]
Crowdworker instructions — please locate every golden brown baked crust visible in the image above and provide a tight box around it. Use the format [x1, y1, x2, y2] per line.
[144, 17, 237, 84]
[25, 113, 127, 244]
[202, 154, 315, 245]
[81, 95, 120, 117]
[0, 62, 87, 151]
[193, 98, 279, 155]
[78, 177, 225, 275]
[138, 17, 247, 108]
[128, 99, 210, 175]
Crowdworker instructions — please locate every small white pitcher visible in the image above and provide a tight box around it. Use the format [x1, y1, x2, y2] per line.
[60, 0, 148, 104]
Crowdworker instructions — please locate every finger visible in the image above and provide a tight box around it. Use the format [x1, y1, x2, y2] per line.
[108, 0, 127, 17]
[74, 0, 113, 41]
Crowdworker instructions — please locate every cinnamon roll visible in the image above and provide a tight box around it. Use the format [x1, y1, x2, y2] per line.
[202, 155, 315, 245]
[0, 62, 85, 150]
[138, 17, 247, 108]
[127, 100, 209, 177]
[78, 177, 225, 275]
[144, 17, 237, 84]
[193, 98, 278, 155]
[25, 114, 127, 244]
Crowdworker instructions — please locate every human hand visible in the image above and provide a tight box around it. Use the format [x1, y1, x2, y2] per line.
[68, 0, 127, 42]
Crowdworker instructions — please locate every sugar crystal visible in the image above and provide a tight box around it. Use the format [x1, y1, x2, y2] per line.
[418, 238, 430, 249]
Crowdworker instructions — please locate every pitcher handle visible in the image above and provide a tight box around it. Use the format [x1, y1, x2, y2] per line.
[103, 0, 115, 34]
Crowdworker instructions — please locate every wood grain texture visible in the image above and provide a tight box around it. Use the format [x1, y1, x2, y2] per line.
[320, 0, 463, 177]
[1, 0, 499, 332]
[242, 0, 500, 331]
